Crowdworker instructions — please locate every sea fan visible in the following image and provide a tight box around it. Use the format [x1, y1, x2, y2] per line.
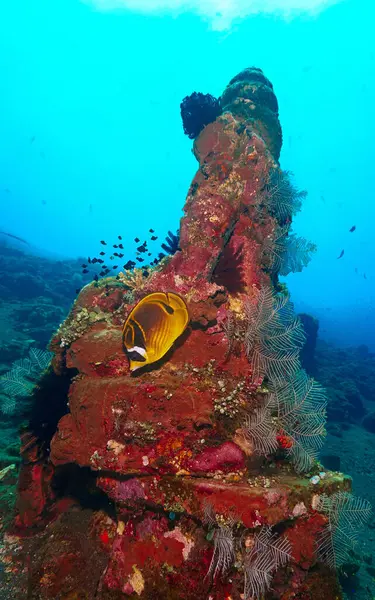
[0, 347, 52, 415]
[263, 226, 316, 277]
[244, 526, 291, 599]
[244, 287, 305, 384]
[243, 404, 278, 456]
[316, 492, 372, 570]
[262, 169, 306, 223]
[207, 523, 236, 579]
[202, 500, 217, 528]
[279, 234, 317, 276]
[269, 370, 327, 472]
[28, 347, 52, 371]
[203, 503, 237, 579]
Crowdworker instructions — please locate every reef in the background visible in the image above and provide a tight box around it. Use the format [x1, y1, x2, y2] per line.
[3, 67, 371, 600]
[316, 341, 375, 428]
[299, 313, 319, 376]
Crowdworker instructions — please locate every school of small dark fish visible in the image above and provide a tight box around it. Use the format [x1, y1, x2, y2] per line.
[78, 228, 180, 293]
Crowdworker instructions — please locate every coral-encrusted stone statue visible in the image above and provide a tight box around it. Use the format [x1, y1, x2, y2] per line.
[10, 68, 357, 600]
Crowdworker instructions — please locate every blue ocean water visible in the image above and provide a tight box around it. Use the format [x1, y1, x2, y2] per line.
[0, 0, 374, 349]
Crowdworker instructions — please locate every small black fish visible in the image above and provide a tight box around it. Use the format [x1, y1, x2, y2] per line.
[137, 244, 146, 253]
[99, 251, 105, 256]
[118, 235, 122, 240]
[88, 257, 92, 264]
[149, 228, 155, 233]
[100, 240, 107, 245]
[82, 269, 89, 274]
[148, 252, 151, 256]
[110, 255, 114, 260]
[94, 274, 99, 282]
[114, 252, 119, 257]
[142, 270, 149, 277]
[99, 271, 105, 277]
[136, 257, 144, 263]
[118, 243, 124, 249]
[150, 235, 158, 241]
[112, 265, 118, 269]
[75, 288, 81, 294]
[113, 244, 118, 248]
[337, 250, 344, 259]
[118, 253, 124, 258]
[98, 259, 104, 264]
[349, 225, 356, 232]
[116, 274, 120, 280]
[134, 237, 140, 243]
[82, 264, 87, 268]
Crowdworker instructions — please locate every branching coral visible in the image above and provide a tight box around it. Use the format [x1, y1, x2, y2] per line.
[117, 268, 148, 290]
[0, 348, 52, 414]
[242, 286, 327, 471]
[243, 371, 326, 472]
[203, 501, 292, 599]
[261, 169, 306, 223]
[258, 169, 315, 278]
[244, 526, 291, 599]
[207, 522, 236, 579]
[203, 503, 237, 580]
[242, 405, 278, 456]
[316, 491, 372, 570]
[269, 371, 327, 472]
[244, 286, 305, 384]
[263, 226, 316, 276]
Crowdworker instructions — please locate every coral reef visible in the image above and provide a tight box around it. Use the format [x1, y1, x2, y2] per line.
[2, 67, 369, 600]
